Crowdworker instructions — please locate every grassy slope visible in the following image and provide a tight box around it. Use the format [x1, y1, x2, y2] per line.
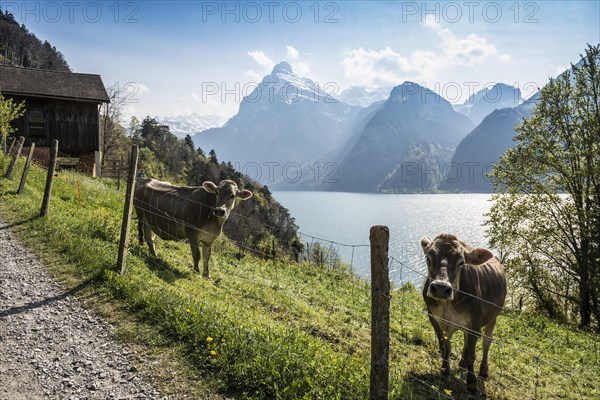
[0, 154, 598, 399]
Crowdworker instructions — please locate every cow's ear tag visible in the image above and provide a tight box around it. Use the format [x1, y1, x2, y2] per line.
[202, 181, 218, 194]
[238, 190, 253, 200]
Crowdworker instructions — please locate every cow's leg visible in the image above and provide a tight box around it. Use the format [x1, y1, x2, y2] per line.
[429, 314, 454, 379]
[201, 244, 212, 278]
[190, 243, 201, 273]
[463, 328, 481, 394]
[459, 332, 469, 370]
[143, 223, 157, 257]
[479, 319, 497, 380]
[138, 220, 144, 245]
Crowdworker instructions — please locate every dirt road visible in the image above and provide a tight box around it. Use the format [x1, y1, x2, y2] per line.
[0, 219, 169, 400]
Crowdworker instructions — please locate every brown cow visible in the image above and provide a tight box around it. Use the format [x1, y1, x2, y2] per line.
[421, 233, 506, 394]
[134, 178, 252, 278]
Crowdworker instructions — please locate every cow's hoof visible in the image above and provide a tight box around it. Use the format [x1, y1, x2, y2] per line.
[202, 274, 211, 279]
[478, 371, 489, 381]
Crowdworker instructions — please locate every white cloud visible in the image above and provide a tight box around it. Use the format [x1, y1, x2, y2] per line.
[247, 50, 274, 70]
[135, 83, 150, 94]
[438, 30, 497, 66]
[341, 21, 509, 87]
[340, 47, 415, 88]
[286, 45, 299, 60]
[247, 46, 311, 78]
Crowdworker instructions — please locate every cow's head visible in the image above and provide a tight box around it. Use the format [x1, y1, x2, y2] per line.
[202, 180, 253, 220]
[421, 234, 493, 301]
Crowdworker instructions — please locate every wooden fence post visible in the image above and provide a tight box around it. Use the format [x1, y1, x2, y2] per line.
[6, 136, 16, 154]
[4, 136, 25, 179]
[40, 140, 59, 216]
[117, 155, 123, 190]
[370, 225, 390, 400]
[117, 145, 139, 274]
[17, 143, 35, 194]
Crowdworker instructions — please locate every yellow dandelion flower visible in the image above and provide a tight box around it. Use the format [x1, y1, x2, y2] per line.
[206, 336, 213, 343]
[444, 388, 453, 396]
[210, 350, 217, 356]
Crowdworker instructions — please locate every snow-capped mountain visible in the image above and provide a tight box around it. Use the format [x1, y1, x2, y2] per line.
[338, 86, 391, 108]
[193, 62, 359, 168]
[454, 83, 523, 125]
[276, 81, 474, 192]
[156, 113, 226, 138]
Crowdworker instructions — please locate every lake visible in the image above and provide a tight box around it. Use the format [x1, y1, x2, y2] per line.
[272, 191, 494, 285]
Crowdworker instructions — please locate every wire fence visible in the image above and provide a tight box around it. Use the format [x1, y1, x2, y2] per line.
[2, 140, 599, 399]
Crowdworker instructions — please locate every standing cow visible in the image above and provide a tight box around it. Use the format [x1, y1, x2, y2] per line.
[421, 233, 506, 394]
[134, 178, 252, 278]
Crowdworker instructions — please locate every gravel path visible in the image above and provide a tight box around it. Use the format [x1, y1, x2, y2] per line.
[0, 219, 169, 400]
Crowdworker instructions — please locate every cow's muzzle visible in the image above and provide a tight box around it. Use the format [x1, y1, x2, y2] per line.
[213, 207, 227, 218]
[428, 280, 454, 300]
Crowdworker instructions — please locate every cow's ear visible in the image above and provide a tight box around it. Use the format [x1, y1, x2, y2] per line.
[202, 181, 218, 194]
[420, 236, 431, 253]
[464, 248, 494, 265]
[237, 189, 253, 200]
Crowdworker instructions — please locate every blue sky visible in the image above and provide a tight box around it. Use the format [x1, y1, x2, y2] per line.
[5, 0, 599, 121]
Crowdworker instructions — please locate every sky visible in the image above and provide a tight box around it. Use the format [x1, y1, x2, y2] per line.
[4, 0, 599, 121]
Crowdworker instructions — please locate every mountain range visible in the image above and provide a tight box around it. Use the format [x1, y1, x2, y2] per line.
[317, 82, 474, 192]
[193, 62, 359, 168]
[156, 113, 225, 138]
[185, 59, 582, 193]
[453, 83, 524, 125]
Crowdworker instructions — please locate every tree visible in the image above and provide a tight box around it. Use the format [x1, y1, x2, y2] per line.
[487, 45, 600, 330]
[184, 134, 195, 151]
[100, 86, 130, 166]
[208, 149, 218, 163]
[128, 116, 143, 145]
[0, 95, 25, 148]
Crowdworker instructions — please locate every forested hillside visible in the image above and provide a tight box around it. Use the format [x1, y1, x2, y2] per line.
[126, 116, 299, 250]
[0, 10, 69, 71]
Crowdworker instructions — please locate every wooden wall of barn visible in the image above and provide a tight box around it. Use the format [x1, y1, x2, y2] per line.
[8, 95, 100, 151]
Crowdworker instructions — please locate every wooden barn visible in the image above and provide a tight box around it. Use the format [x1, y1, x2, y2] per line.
[0, 65, 109, 176]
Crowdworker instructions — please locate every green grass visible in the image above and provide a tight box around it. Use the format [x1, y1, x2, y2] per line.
[0, 154, 598, 399]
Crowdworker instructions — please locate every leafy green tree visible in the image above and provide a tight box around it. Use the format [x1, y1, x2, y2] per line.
[0, 95, 25, 147]
[487, 45, 600, 329]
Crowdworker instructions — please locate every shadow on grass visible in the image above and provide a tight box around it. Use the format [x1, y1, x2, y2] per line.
[404, 371, 488, 399]
[130, 245, 193, 283]
[0, 214, 41, 230]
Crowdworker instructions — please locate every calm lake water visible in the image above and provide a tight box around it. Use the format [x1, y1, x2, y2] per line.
[272, 191, 494, 285]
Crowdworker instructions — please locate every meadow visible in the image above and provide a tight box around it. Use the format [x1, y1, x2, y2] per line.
[0, 153, 598, 399]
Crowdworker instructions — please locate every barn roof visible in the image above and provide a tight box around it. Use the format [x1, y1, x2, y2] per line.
[0, 65, 110, 103]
